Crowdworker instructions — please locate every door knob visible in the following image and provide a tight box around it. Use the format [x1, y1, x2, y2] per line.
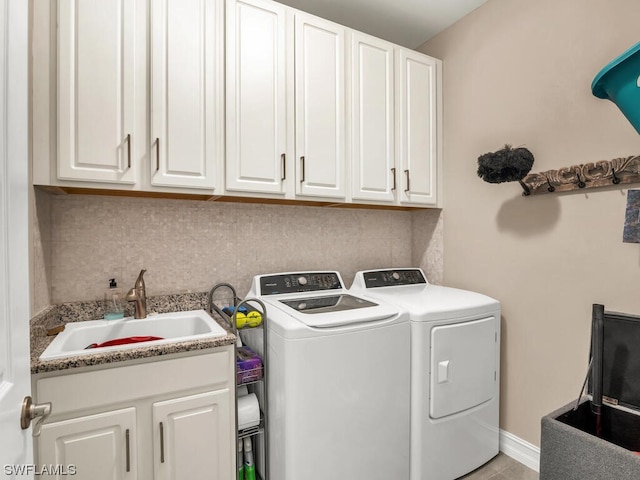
[20, 396, 52, 437]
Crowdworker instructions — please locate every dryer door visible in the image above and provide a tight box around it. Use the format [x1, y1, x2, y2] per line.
[430, 316, 497, 419]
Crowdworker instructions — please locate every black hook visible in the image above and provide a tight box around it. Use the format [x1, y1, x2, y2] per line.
[612, 168, 621, 185]
[576, 172, 586, 188]
[546, 176, 555, 193]
[519, 179, 531, 196]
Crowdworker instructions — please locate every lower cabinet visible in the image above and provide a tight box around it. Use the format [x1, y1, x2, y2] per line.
[33, 348, 234, 480]
[39, 408, 138, 480]
[153, 390, 231, 480]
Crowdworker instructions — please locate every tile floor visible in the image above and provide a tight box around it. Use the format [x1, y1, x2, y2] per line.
[460, 453, 539, 480]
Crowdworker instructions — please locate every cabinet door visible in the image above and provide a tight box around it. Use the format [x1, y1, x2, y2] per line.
[57, 0, 138, 184]
[38, 407, 137, 480]
[295, 13, 346, 199]
[153, 390, 232, 480]
[150, 0, 223, 190]
[226, 0, 290, 194]
[396, 49, 440, 206]
[350, 32, 395, 203]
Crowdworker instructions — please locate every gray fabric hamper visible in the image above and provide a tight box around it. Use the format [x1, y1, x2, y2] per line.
[540, 398, 640, 479]
[541, 306, 640, 479]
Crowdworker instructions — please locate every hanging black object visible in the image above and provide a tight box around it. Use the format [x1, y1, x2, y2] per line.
[477, 144, 535, 194]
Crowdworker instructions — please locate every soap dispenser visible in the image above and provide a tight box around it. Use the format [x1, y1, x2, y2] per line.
[104, 278, 125, 320]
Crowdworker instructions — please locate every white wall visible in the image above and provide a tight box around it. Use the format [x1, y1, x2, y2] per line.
[420, 0, 640, 445]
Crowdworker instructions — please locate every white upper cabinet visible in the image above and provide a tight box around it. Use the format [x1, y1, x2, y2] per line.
[350, 31, 442, 207]
[395, 48, 441, 206]
[150, 0, 224, 190]
[57, 0, 139, 184]
[350, 32, 396, 203]
[33, 0, 441, 207]
[226, 1, 347, 200]
[294, 13, 346, 199]
[35, 0, 223, 193]
[225, 0, 290, 195]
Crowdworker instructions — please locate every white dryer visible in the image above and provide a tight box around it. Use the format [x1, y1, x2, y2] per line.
[350, 268, 500, 480]
[243, 271, 410, 480]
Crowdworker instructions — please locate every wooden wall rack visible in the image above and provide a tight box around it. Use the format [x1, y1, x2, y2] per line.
[519, 155, 640, 196]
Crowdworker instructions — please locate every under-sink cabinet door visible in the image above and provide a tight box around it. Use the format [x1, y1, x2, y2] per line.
[152, 390, 233, 480]
[225, 0, 291, 195]
[150, 0, 224, 190]
[294, 12, 346, 199]
[38, 407, 138, 480]
[350, 32, 396, 203]
[56, 0, 140, 185]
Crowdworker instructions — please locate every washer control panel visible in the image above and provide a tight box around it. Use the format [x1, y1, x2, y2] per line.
[362, 269, 427, 288]
[260, 272, 342, 295]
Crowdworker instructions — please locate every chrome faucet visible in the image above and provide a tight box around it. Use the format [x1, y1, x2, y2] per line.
[125, 269, 147, 319]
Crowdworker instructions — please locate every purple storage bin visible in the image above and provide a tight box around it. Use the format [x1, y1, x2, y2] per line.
[237, 346, 263, 385]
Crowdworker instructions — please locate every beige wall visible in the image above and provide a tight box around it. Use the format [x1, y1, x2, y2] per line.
[420, 0, 640, 446]
[31, 192, 442, 308]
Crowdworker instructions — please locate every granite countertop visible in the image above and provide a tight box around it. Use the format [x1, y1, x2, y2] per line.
[30, 292, 236, 374]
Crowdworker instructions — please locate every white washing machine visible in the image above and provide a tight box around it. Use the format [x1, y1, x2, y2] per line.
[350, 268, 500, 480]
[242, 271, 410, 480]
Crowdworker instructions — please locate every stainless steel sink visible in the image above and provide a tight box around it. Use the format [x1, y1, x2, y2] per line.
[39, 309, 227, 361]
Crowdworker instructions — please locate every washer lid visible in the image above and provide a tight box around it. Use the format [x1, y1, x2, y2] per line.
[276, 293, 399, 328]
[246, 271, 402, 328]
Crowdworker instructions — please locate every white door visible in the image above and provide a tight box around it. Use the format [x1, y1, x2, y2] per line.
[57, 0, 138, 184]
[430, 317, 498, 419]
[350, 32, 395, 203]
[396, 48, 440, 206]
[153, 390, 232, 480]
[225, 0, 291, 195]
[39, 408, 138, 480]
[150, 0, 224, 190]
[0, 0, 33, 473]
[294, 13, 346, 199]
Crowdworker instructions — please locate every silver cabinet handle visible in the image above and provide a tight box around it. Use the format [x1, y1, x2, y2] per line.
[125, 428, 131, 472]
[300, 156, 305, 183]
[126, 134, 132, 169]
[404, 169, 410, 192]
[159, 421, 165, 463]
[281, 153, 286, 181]
[156, 138, 160, 172]
[20, 396, 51, 438]
[391, 168, 396, 191]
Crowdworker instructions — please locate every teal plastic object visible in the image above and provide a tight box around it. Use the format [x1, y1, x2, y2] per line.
[592, 41, 640, 134]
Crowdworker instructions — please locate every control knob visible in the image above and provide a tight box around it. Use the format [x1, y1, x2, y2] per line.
[298, 276, 308, 286]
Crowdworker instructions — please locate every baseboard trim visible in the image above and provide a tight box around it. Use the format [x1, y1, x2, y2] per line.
[499, 429, 540, 472]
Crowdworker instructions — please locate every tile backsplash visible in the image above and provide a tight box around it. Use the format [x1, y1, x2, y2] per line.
[32, 190, 443, 312]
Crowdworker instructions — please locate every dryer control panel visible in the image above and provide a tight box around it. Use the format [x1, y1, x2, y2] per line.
[363, 269, 427, 288]
[259, 272, 342, 295]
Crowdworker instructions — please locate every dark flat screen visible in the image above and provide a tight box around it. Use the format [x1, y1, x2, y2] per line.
[600, 312, 640, 409]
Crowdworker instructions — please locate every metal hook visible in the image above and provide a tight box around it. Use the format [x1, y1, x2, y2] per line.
[611, 168, 621, 185]
[576, 172, 586, 188]
[546, 176, 555, 193]
[519, 179, 531, 196]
